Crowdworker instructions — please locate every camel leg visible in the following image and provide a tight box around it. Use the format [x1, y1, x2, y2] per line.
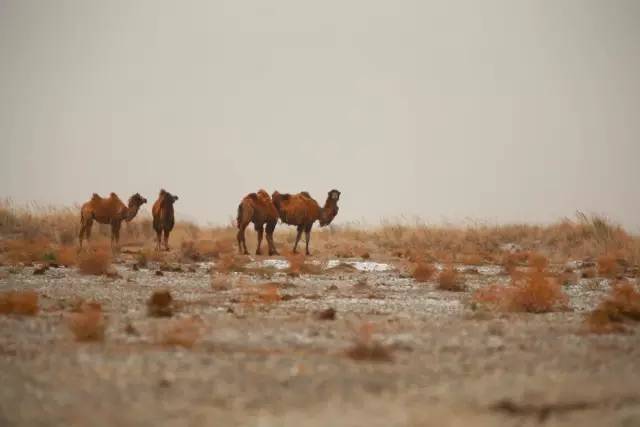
[304, 224, 313, 256]
[255, 224, 264, 255]
[237, 222, 249, 255]
[155, 228, 162, 251]
[293, 225, 304, 254]
[266, 221, 279, 256]
[111, 221, 122, 253]
[79, 218, 93, 250]
[164, 229, 171, 251]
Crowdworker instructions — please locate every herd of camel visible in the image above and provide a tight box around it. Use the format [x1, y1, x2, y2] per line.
[78, 189, 341, 256]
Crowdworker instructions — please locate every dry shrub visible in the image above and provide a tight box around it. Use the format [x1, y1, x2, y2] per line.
[0, 290, 39, 315]
[160, 317, 203, 348]
[215, 253, 247, 273]
[474, 271, 568, 313]
[147, 290, 174, 317]
[586, 282, 640, 334]
[597, 254, 622, 278]
[210, 274, 232, 291]
[437, 266, 464, 291]
[528, 252, 549, 272]
[241, 282, 283, 306]
[181, 239, 235, 262]
[412, 261, 435, 283]
[67, 302, 105, 341]
[502, 251, 529, 274]
[346, 323, 393, 362]
[78, 247, 112, 276]
[56, 246, 77, 267]
[582, 267, 597, 279]
[286, 253, 321, 276]
[460, 253, 484, 265]
[4, 238, 53, 264]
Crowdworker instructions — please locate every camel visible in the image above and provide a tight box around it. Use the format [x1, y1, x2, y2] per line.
[271, 189, 340, 255]
[79, 192, 147, 250]
[237, 190, 279, 256]
[152, 189, 179, 251]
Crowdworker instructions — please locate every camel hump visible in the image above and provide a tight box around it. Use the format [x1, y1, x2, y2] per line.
[300, 191, 311, 198]
[109, 192, 118, 199]
[247, 192, 258, 201]
[91, 193, 101, 201]
[159, 189, 167, 196]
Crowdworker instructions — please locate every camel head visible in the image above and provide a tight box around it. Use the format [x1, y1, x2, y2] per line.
[125, 193, 147, 222]
[319, 189, 340, 226]
[159, 189, 179, 205]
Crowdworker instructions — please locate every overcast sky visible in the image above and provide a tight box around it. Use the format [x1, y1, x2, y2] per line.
[1, 1, 639, 229]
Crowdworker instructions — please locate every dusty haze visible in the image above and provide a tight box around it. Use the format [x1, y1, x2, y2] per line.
[1, 1, 639, 229]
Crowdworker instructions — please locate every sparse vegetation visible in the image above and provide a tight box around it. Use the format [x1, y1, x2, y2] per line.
[147, 290, 174, 317]
[346, 323, 393, 362]
[412, 261, 435, 283]
[160, 317, 203, 348]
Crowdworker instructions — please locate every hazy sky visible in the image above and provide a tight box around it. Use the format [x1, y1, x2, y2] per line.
[1, 1, 639, 229]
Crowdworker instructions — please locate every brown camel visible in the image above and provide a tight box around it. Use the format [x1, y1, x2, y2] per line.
[237, 190, 279, 256]
[79, 192, 147, 250]
[152, 189, 179, 251]
[271, 189, 340, 255]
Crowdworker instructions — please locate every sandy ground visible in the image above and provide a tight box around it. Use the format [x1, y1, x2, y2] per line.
[1, 254, 639, 427]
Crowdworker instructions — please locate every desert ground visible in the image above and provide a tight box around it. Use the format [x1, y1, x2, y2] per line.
[1, 205, 639, 427]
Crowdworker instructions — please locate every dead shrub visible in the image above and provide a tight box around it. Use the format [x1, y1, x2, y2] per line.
[78, 247, 112, 276]
[0, 290, 39, 315]
[412, 261, 435, 283]
[473, 271, 568, 313]
[5, 239, 53, 265]
[56, 246, 77, 267]
[460, 253, 484, 265]
[67, 302, 106, 341]
[286, 253, 321, 276]
[437, 266, 464, 291]
[346, 323, 393, 362]
[215, 253, 247, 274]
[528, 252, 549, 272]
[316, 307, 336, 320]
[147, 290, 174, 317]
[597, 254, 622, 278]
[160, 317, 203, 348]
[586, 282, 640, 334]
[502, 251, 529, 274]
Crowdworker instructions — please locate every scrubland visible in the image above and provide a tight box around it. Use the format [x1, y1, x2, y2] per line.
[1, 200, 639, 426]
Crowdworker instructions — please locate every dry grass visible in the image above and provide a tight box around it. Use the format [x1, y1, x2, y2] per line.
[412, 261, 435, 283]
[285, 253, 322, 276]
[528, 252, 549, 272]
[586, 282, 640, 334]
[474, 271, 568, 313]
[160, 317, 203, 348]
[147, 290, 174, 317]
[2, 201, 640, 269]
[78, 246, 112, 276]
[67, 302, 106, 341]
[0, 290, 39, 315]
[3, 238, 54, 265]
[56, 246, 77, 267]
[210, 274, 232, 291]
[240, 282, 283, 306]
[346, 323, 393, 362]
[437, 266, 465, 291]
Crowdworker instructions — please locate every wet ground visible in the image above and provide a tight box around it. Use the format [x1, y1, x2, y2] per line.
[1, 255, 639, 427]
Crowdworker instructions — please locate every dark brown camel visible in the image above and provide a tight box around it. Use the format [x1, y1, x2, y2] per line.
[271, 189, 340, 255]
[237, 190, 279, 255]
[152, 189, 178, 251]
[79, 192, 147, 251]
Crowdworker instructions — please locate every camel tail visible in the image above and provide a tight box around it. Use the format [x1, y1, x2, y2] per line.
[236, 203, 243, 228]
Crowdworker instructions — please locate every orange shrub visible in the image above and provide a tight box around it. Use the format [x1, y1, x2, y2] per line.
[67, 302, 105, 341]
[412, 261, 435, 283]
[56, 246, 77, 267]
[597, 254, 621, 278]
[0, 290, 39, 315]
[215, 253, 247, 273]
[437, 266, 464, 291]
[78, 247, 112, 276]
[5, 239, 53, 264]
[528, 252, 549, 272]
[586, 282, 640, 334]
[160, 317, 203, 348]
[346, 323, 393, 362]
[147, 290, 174, 317]
[473, 271, 568, 313]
